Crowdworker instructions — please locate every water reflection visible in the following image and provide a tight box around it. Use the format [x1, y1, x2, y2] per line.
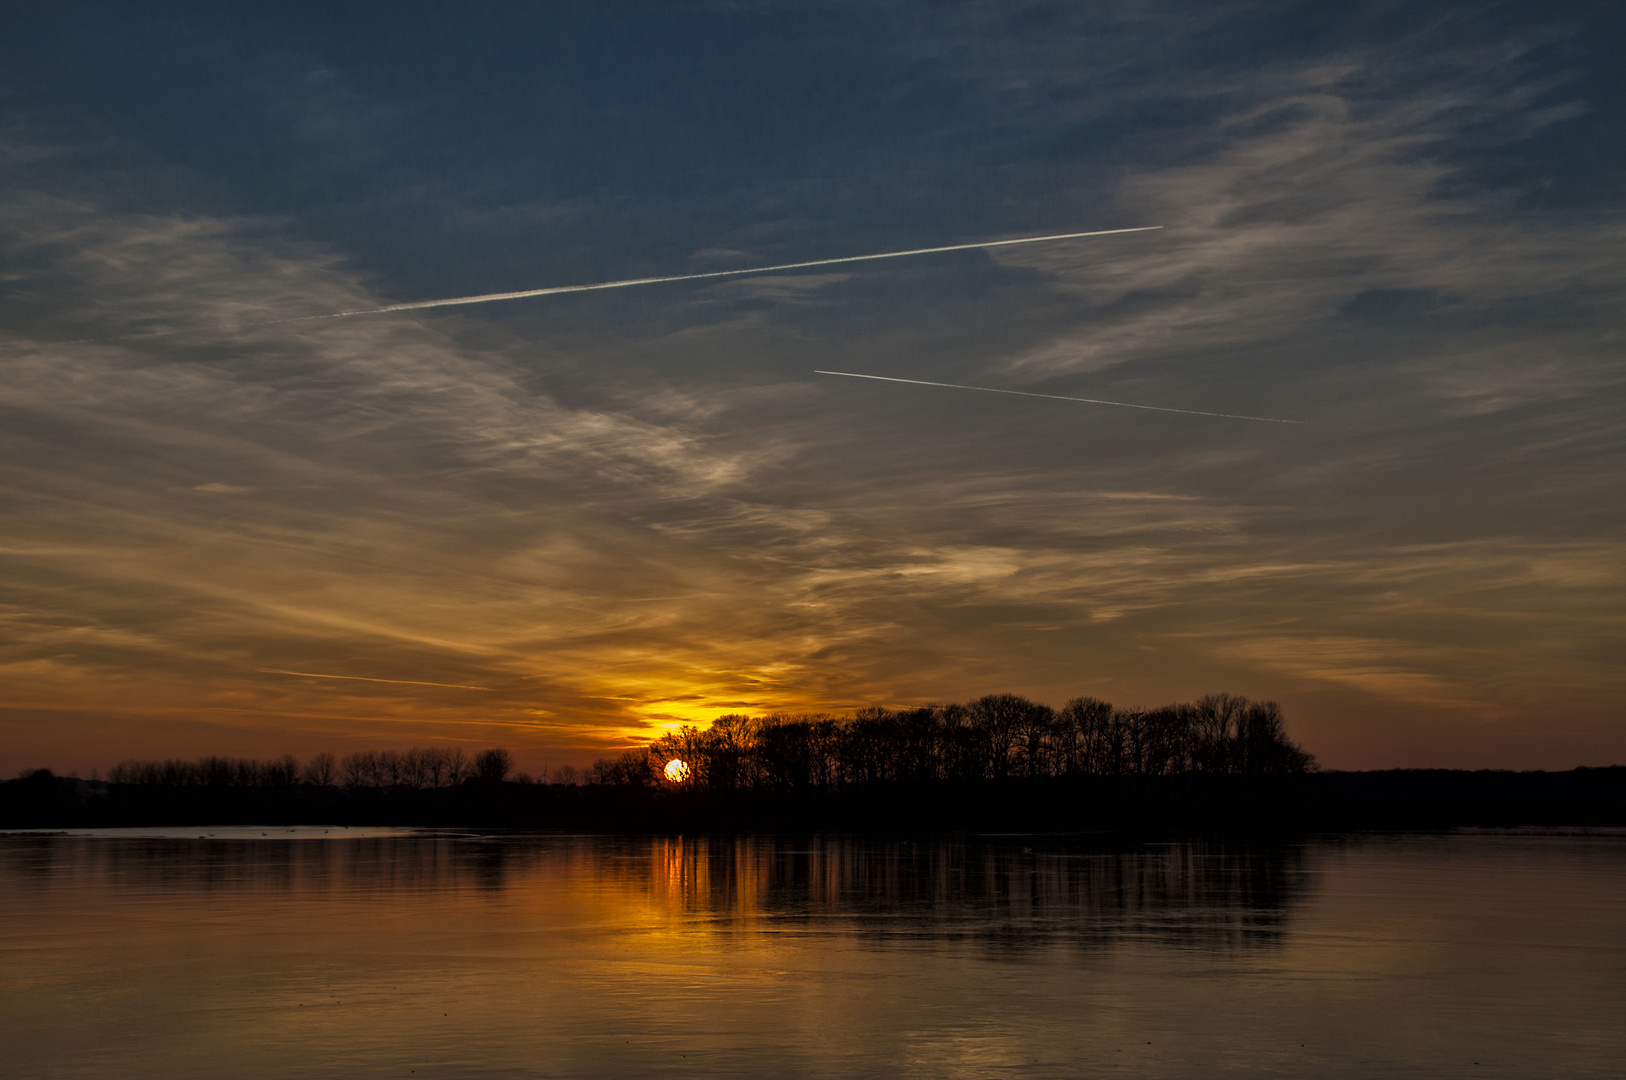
[2, 832, 1312, 953]
[628, 836, 1312, 953]
[4, 832, 1624, 1080]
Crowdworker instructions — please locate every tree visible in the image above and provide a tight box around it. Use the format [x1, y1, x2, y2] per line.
[340, 750, 377, 789]
[970, 694, 1041, 779]
[400, 747, 429, 789]
[303, 752, 337, 786]
[589, 749, 653, 787]
[1057, 697, 1113, 775]
[423, 747, 450, 788]
[1011, 701, 1058, 778]
[474, 748, 514, 784]
[1191, 694, 1246, 773]
[1234, 699, 1317, 774]
[756, 716, 814, 789]
[263, 755, 301, 786]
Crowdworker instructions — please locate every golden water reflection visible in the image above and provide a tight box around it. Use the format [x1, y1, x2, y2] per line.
[4, 832, 1624, 1078]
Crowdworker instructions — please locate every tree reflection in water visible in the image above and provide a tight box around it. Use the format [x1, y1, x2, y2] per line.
[629, 836, 1313, 954]
[4, 832, 1314, 955]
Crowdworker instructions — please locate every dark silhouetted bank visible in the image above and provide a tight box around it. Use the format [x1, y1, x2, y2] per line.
[5, 695, 1624, 830]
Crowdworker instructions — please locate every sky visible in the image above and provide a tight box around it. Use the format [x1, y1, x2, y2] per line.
[2, 1, 1622, 774]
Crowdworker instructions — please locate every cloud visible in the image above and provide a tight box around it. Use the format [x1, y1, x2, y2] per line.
[0, 188, 786, 746]
[1, 7, 1622, 771]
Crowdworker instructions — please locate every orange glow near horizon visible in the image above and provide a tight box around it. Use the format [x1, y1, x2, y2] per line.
[5, 52, 1626, 780]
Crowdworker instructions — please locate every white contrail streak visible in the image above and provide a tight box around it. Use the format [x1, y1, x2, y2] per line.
[30, 226, 1160, 347]
[813, 370, 1305, 425]
[307, 226, 1162, 319]
[258, 668, 496, 691]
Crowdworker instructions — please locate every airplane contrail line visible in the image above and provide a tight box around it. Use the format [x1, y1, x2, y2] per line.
[258, 668, 496, 691]
[813, 370, 1305, 425]
[307, 226, 1163, 319]
[30, 226, 1161, 347]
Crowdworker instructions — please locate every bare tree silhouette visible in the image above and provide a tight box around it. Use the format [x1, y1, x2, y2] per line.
[475, 748, 514, 784]
[303, 752, 337, 787]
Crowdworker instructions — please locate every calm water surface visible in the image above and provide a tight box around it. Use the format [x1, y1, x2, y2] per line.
[3, 830, 1623, 1078]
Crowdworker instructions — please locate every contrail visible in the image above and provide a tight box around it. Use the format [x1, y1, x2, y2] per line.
[258, 668, 496, 691]
[35, 226, 1160, 346]
[304, 226, 1163, 319]
[813, 370, 1305, 425]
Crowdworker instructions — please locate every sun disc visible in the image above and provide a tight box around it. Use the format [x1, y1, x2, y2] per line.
[663, 758, 690, 783]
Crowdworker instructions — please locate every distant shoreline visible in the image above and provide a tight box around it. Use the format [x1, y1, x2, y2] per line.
[4, 768, 1623, 832]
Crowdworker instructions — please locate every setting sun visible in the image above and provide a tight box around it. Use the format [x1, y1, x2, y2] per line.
[663, 759, 691, 784]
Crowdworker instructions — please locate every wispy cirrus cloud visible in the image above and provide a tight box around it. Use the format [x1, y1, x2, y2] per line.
[1, 4, 1623, 773]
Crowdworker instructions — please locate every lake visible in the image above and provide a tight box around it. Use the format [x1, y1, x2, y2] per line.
[3, 830, 1623, 1078]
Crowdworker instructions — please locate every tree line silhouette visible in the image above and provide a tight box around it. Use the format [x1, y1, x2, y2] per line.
[590, 692, 1316, 789]
[13, 695, 1625, 829]
[96, 693, 1311, 798]
[107, 747, 518, 789]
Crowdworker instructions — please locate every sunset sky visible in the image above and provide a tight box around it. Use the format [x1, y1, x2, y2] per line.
[3, 2, 1622, 774]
